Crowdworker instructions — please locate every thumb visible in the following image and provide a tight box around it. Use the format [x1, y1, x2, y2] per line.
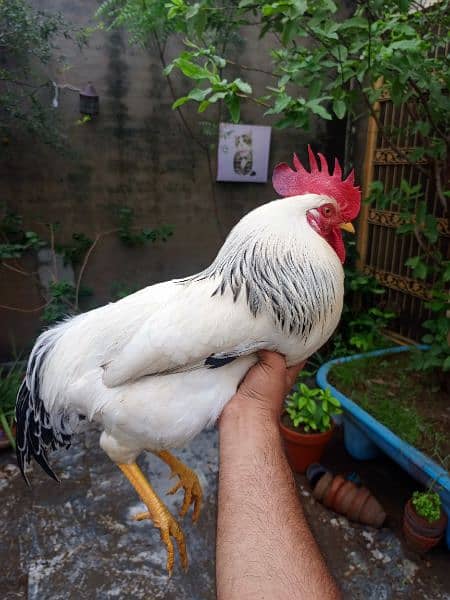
[256, 350, 287, 373]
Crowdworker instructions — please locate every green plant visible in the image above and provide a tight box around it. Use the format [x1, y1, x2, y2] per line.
[110, 281, 140, 300]
[0, 365, 23, 448]
[40, 281, 93, 325]
[285, 383, 342, 433]
[116, 207, 174, 247]
[0, 206, 46, 258]
[58, 232, 93, 266]
[0, 204, 175, 326]
[0, 0, 86, 147]
[411, 490, 442, 523]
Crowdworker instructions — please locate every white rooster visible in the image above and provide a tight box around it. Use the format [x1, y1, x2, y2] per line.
[16, 147, 360, 574]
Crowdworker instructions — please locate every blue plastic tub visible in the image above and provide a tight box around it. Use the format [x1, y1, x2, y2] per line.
[317, 345, 450, 549]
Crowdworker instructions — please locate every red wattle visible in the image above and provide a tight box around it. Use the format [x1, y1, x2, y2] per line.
[325, 228, 346, 264]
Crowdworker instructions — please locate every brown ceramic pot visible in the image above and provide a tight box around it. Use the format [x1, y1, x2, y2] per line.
[333, 481, 359, 515]
[403, 499, 447, 553]
[347, 487, 371, 522]
[308, 466, 386, 528]
[312, 472, 333, 502]
[322, 475, 346, 508]
[279, 418, 335, 474]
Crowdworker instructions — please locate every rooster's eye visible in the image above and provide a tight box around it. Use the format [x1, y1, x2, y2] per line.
[322, 206, 333, 217]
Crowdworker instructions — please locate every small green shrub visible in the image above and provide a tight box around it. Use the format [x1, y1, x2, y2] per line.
[0, 365, 23, 448]
[412, 490, 442, 523]
[285, 384, 342, 433]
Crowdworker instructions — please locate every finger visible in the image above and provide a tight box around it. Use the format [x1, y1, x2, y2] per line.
[285, 360, 306, 393]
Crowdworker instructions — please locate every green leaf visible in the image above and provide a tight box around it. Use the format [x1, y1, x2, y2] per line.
[443, 263, 450, 282]
[226, 95, 240, 123]
[406, 256, 427, 279]
[397, 222, 414, 234]
[389, 39, 421, 52]
[185, 3, 200, 19]
[307, 399, 316, 414]
[233, 78, 252, 94]
[188, 87, 212, 101]
[271, 94, 292, 114]
[306, 99, 332, 120]
[328, 395, 341, 407]
[297, 397, 308, 410]
[332, 99, 346, 119]
[282, 20, 297, 45]
[322, 0, 337, 12]
[208, 91, 227, 103]
[299, 383, 309, 395]
[198, 100, 210, 113]
[172, 96, 189, 109]
[174, 57, 210, 80]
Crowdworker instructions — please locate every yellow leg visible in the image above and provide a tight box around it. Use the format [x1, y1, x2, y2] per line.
[118, 462, 188, 575]
[156, 451, 203, 523]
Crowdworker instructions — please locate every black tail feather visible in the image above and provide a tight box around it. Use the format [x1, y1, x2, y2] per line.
[15, 330, 72, 484]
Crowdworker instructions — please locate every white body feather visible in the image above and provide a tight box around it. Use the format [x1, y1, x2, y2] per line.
[28, 195, 344, 464]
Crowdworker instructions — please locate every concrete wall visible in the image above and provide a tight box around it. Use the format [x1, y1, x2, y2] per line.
[0, 0, 344, 359]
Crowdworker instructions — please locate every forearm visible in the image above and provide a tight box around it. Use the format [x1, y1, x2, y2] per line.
[216, 402, 340, 600]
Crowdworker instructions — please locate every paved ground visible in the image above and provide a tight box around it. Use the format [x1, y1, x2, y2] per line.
[1, 425, 449, 599]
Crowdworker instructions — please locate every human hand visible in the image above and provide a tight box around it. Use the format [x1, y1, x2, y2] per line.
[224, 351, 306, 422]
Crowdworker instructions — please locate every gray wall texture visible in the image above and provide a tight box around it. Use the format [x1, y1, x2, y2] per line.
[0, 0, 345, 359]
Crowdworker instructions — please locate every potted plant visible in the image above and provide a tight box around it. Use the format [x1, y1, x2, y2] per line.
[0, 365, 22, 449]
[403, 490, 448, 553]
[280, 383, 342, 473]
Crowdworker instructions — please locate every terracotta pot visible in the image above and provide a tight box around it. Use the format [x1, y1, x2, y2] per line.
[312, 472, 334, 502]
[333, 481, 359, 515]
[360, 496, 387, 528]
[323, 475, 346, 508]
[279, 419, 335, 474]
[307, 466, 386, 528]
[403, 499, 447, 553]
[347, 487, 371, 522]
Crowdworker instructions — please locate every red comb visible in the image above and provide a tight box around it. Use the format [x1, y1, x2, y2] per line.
[272, 146, 361, 221]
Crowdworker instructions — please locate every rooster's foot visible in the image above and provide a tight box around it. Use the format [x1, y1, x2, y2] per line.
[117, 461, 188, 575]
[133, 506, 188, 575]
[157, 450, 203, 522]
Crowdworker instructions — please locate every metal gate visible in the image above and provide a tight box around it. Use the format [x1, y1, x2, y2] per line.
[356, 88, 449, 343]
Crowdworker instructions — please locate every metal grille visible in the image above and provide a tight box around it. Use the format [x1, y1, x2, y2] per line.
[356, 90, 449, 342]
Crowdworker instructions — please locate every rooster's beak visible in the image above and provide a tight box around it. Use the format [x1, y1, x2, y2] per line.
[340, 222, 355, 234]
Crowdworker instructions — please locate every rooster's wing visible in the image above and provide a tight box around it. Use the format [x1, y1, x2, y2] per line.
[102, 279, 272, 388]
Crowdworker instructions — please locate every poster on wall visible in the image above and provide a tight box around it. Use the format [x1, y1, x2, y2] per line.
[217, 123, 272, 183]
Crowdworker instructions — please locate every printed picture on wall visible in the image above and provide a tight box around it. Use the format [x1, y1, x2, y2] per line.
[217, 123, 272, 183]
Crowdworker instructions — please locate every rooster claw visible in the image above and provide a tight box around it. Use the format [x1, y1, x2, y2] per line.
[133, 508, 188, 575]
[158, 452, 203, 522]
[166, 472, 202, 521]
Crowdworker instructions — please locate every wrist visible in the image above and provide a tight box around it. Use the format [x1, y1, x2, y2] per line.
[219, 400, 288, 485]
[220, 392, 282, 432]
